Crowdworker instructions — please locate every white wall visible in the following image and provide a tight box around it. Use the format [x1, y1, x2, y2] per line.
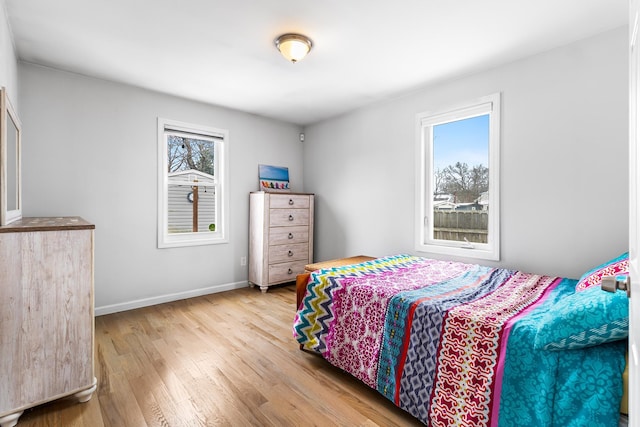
[19, 63, 303, 314]
[11, 25, 631, 311]
[303, 27, 629, 279]
[0, 0, 18, 104]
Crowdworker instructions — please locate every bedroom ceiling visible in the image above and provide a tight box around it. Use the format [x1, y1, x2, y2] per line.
[4, 0, 628, 126]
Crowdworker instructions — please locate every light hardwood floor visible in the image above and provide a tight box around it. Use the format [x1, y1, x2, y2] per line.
[17, 284, 424, 426]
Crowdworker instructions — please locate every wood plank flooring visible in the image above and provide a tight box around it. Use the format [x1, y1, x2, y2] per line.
[17, 285, 424, 426]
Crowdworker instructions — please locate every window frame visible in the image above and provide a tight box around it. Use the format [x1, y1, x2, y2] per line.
[157, 117, 229, 248]
[414, 93, 501, 261]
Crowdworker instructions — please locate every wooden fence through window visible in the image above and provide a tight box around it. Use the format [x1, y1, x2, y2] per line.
[433, 210, 488, 244]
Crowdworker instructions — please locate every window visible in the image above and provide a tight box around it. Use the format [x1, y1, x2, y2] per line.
[415, 93, 500, 260]
[158, 118, 229, 248]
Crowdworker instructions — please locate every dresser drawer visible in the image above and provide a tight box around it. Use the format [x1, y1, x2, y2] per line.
[269, 194, 310, 209]
[269, 243, 309, 263]
[268, 260, 307, 284]
[269, 226, 309, 245]
[269, 209, 309, 227]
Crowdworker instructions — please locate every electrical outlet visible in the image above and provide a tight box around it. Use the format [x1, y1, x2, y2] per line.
[240, 256, 247, 266]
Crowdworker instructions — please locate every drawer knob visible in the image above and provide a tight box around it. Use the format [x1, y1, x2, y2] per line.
[287, 268, 293, 274]
[288, 215, 294, 221]
[288, 250, 293, 257]
[289, 199, 294, 205]
[288, 233, 293, 239]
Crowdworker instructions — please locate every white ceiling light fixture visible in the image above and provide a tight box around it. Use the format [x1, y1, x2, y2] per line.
[275, 33, 313, 63]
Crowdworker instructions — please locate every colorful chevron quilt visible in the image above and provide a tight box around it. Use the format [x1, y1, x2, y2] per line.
[293, 255, 626, 427]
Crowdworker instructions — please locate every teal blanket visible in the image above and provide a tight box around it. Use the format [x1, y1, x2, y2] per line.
[500, 278, 626, 427]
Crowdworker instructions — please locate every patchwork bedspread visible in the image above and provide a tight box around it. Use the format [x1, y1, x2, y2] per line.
[293, 255, 625, 427]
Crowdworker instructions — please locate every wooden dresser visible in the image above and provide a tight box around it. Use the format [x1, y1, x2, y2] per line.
[249, 192, 314, 292]
[0, 217, 97, 427]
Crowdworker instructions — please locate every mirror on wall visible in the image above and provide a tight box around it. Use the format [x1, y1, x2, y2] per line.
[1, 87, 22, 225]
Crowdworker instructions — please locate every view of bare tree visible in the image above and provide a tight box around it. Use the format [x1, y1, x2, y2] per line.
[167, 136, 215, 175]
[436, 162, 488, 203]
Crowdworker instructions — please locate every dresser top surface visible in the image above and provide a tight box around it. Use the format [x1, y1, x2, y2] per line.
[250, 191, 314, 195]
[0, 217, 95, 233]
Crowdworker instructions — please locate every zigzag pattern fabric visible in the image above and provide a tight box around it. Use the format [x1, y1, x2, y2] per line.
[293, 254, 420, 352]
[293, 256, 628, 427]
[322, 258, 475, 387]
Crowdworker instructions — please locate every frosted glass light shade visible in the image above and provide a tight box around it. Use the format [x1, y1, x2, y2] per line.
[275, 34, 313, 63]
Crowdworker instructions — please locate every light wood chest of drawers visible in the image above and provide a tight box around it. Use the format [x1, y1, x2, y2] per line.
[0, 217, 97, 427]
[249, 192, 314, 292]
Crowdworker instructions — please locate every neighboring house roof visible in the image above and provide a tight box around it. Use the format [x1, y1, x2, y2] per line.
[434, 194, 454, 202]
[434, 200, 456, 210]
[168, 169, 216, 184]
[476, 191, 489, 206]
[455, 202, 483, 211]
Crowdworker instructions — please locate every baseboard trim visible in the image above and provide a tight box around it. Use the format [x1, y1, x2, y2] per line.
[95, 280, 249, 316]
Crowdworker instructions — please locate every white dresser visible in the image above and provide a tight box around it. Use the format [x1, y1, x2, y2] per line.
[249, 192, 314, 292]
[0, 217, 96, 427]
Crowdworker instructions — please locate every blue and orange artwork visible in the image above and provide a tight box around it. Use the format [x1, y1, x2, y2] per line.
[259, 164, 290, 192]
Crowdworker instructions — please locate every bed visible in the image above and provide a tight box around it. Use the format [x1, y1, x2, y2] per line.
[293, 254, 629, 427]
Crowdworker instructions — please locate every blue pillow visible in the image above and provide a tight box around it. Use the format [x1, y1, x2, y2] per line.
[534, 285, 628, 351]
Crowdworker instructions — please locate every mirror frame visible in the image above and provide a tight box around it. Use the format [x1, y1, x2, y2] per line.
[0, 87, 22, 226]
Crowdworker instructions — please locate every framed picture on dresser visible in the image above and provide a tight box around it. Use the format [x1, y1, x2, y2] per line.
[258, 164, 290, 192]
